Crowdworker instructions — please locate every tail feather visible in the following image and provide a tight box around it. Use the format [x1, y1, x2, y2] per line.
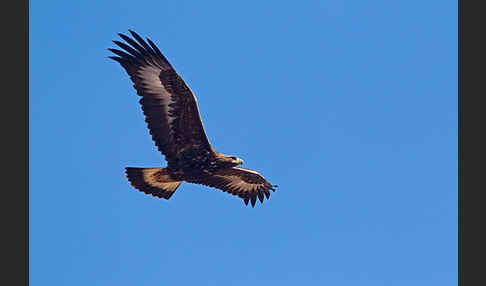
[125, 167, 182, 200]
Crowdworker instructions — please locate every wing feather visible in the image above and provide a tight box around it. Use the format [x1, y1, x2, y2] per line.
[191, 167, 277, 207]
[109, 30, 213, 163]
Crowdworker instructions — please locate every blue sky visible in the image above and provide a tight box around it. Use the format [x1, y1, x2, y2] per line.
[30, 1, 457, 285]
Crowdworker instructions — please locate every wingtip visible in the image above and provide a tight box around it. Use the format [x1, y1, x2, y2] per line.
[264, 190, 270, 199]
[257, 191, 264, 204]
[112, 40, 124, 47]
[128, 29, 140, 38]
[250, 196, 257, 207]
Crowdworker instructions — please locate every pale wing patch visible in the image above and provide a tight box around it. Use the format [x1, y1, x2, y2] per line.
[214, 174, 265, 193]
[137, 65, 176, 127]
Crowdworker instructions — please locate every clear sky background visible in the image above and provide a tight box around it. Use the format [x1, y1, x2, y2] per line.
[30, 1, 457, 285]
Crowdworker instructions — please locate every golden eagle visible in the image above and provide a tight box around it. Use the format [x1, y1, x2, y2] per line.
[109, 30, 277, 207]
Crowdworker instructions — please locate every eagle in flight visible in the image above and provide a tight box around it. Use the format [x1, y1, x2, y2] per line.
[109, 30, 277, 207]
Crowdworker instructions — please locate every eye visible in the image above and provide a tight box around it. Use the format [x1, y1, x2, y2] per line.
[231, 156, 237, 160]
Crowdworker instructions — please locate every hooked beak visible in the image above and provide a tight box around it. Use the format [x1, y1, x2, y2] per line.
[232, 158, 244, 165]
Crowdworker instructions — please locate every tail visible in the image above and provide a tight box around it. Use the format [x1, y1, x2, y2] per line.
[125, 167, 182, 200]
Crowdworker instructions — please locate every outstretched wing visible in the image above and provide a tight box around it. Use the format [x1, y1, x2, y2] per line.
[191, 167, 277, 207]
[109, 30, 214, 163]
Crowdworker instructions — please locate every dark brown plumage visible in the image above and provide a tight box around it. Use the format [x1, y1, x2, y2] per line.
[109, 30, 277, 207]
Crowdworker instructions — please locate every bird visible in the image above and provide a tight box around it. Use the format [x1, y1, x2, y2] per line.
[109, 30, 277, 207]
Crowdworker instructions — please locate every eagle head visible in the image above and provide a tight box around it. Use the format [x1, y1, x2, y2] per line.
[215, 153, 244, 167]
[229, 156, 244, 166]
[231, 156, 243, 165]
